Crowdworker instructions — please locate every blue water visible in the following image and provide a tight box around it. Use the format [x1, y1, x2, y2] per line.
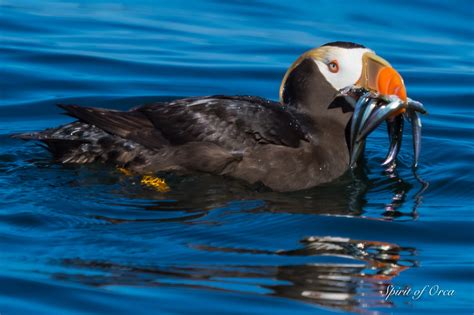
[1, 0, 473, 314]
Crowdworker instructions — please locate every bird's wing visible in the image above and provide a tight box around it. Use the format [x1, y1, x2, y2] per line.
[135, 95, 309, 150]
[57, 104, 169, 149]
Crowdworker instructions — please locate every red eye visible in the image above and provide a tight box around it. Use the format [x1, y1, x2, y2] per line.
[328, 60, 339, 73]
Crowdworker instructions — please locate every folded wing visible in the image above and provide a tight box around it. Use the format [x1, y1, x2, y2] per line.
[135, 95, 309, 151]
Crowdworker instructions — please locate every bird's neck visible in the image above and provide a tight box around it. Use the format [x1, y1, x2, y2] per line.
[280, 58, 352, 128]
[290, 108, 351, 169]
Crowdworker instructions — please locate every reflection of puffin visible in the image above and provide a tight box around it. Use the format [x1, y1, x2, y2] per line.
[61, 236, 416, 313]
[15, 41, 407, 191]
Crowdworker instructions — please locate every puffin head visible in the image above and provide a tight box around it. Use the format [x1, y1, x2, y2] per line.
[279, 41, 406, 121]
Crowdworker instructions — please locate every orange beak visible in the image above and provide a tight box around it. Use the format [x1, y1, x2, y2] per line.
[356, 52, 407, 103]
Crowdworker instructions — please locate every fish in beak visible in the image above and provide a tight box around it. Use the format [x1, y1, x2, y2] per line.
[343, 52, 426, 169]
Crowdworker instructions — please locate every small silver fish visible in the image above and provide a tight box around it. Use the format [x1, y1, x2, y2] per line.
[340, 87, 427, 170]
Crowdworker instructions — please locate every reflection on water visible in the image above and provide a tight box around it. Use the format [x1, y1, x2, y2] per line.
[43, 165, 421, 313]
[97, 162, 428, 222]
[348, 160, 429, 221]
[59, 236, 416, 314]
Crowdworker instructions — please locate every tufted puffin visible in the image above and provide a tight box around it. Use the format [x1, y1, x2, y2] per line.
[14, 41, 422, 192]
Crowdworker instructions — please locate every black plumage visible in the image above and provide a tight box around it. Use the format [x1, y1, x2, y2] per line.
[14, 47, 359, 191]
[322, 41, 366, 49]
[137, 96, 308, 150]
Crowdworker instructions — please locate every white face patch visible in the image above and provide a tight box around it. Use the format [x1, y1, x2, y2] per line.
[313, 47, 374, 91]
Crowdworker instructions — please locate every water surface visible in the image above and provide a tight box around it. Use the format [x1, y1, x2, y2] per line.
[1, 0, 473, 314]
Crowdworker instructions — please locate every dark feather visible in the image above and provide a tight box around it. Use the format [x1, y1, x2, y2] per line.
[137, 95, 309, 150]
[13, 96, 314, 182]
[13, 122, 156, 165]
[57, 104, 169, 149]
[322, 41, 365, 49]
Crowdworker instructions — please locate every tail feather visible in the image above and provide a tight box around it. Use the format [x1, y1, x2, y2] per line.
[40, 138, 91, 160]
[11, 104, 168, 167]
[11, 121, 156, 167]
[12, 125, 96, 161]
[57, 104, 168, 149]
[12, 131, 50, 140]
